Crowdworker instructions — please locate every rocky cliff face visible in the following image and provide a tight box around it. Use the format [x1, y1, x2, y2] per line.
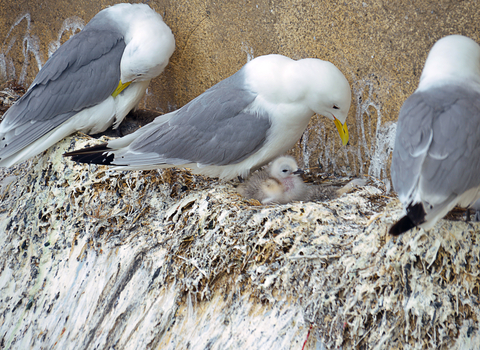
[1, 135, 479, 349]
[1, 1, 480, 348]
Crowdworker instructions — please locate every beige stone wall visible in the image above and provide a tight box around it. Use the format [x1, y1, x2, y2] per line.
[1, 0, 479, 185]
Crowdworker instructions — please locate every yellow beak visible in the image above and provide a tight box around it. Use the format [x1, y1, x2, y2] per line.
[111, 80, 131, 98]
[333, 117, 349, 146]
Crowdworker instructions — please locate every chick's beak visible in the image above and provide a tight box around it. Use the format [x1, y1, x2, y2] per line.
[333, 117, 349, 146]
[293, 168, 304, 175]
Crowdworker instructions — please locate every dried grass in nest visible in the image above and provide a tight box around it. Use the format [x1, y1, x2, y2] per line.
[0, 79, 24, 115]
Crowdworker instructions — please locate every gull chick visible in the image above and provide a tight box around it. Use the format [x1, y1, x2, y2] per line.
[64, 54, 351, 180]
[0, 3, 175, 167]
[239, 156, 307, 204]
[390, 35, 480, 235]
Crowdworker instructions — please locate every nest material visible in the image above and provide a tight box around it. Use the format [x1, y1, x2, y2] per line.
[0, 133, 479, 349]
[0, 80, 24, 116]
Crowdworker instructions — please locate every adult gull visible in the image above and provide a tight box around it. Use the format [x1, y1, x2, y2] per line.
[65, 54, 351, 180]
[390, 35, 480, 235]
[0, 3, 175, 167]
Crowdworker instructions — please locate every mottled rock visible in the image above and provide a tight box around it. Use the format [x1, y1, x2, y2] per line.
[0, 136, 480, 349]
[1, 1, 480, 348]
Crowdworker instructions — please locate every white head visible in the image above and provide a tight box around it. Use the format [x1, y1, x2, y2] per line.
[295, 59, 351, 145]
[418, 35, 480, 91]
[269, 156, 303, 181]
[108, 4, 176, 84]
[294, 59, 351, 125]
[247, 55, 351, 145]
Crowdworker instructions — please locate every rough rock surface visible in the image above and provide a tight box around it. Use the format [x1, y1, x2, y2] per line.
[1, 2, 480, 347]
[1, 135, 480, 349]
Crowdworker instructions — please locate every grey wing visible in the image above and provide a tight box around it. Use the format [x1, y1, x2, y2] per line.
[0, 20, 125, 158]
[392, 86, 480, 204]
[121, 69, 272, 166]
[419, 87, 480, 199]
[391, 92, 434, 201]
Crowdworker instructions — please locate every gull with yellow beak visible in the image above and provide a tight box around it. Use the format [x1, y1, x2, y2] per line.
[0, 3, 175, 167]
[65, 54, 351, 180]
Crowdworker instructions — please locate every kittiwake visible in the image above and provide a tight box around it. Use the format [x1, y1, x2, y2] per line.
[390, 35, 480, 235]
[65, 54, 351, 180]
[0, 3, 175, 167]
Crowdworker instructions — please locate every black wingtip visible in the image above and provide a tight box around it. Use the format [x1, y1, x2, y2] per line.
[389, 202, 426, 236]
[63, 143, 115, 165]
[389, 215, 416, 235]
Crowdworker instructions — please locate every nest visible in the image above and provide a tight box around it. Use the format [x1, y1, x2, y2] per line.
[1, 133, 479, 349]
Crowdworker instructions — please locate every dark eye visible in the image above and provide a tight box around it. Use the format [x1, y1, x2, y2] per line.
[333, 105, 340, 110]
[282, 169, 288, 173]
